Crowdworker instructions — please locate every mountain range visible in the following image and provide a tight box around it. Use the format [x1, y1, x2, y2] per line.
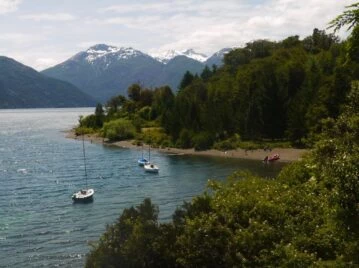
[42, 45, 232, 102]
[0, 56, 95, 109]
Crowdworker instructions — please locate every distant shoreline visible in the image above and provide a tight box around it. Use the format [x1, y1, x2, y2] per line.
[65, 130, 308, 162]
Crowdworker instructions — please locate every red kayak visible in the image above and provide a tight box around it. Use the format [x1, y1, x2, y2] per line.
[268, 154, 280, 162]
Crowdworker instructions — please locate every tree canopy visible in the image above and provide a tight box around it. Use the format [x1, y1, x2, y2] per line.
[85, 80, 359, 267]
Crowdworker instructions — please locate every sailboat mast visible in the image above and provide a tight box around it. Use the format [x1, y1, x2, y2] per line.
[148, 144, 151, 162]
[82, 134, 88, 188]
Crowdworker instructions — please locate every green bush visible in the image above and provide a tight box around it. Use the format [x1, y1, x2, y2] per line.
[74, 126, 96, 136]
[79, 114, 103, 129]
[137, 106, 152, 120]
[213, 134, 241, 151]
[136, 128, 171, 147]
[175, 129, 193, 148]
[103, 119, 136, 141]
[192, 132, 214, 151]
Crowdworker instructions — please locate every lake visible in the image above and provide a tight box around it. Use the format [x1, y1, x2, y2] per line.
[0, 108, 285, 267]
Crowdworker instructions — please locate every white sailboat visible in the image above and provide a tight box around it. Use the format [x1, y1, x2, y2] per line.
[137, 144, 149, 166]
[72, 134, 95, 203]
[144, 145, 159, 173]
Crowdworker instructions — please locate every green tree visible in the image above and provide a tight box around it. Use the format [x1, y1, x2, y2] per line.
[178, 71, 194, 90]
[200, 65, 212, 81]
[328, 2, 359, 32]
[106, 95, 127, 116]
[103, 119, 136, 141]
[94, 103, 104, 128]
[127, 83, 142, 102]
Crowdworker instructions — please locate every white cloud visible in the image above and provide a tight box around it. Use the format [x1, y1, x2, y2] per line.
[142, 0, 356, 55]
[33, 57, 59, 70]
[5, 50, 74, 71]
[0, 0, 21, 14]
[1, 0, 357, 69]
[99, 1, 194, 14]
[0, 33, 45, 44]
[20, 12, 76, 21]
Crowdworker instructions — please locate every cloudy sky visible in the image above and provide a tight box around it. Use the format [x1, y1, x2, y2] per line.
[0, 0, 356, 70]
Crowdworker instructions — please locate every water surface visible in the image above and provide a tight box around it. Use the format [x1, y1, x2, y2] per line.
[0, 108, 285, 267]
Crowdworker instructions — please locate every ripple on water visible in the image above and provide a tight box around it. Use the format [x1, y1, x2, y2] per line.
[0, 108, 286, 267]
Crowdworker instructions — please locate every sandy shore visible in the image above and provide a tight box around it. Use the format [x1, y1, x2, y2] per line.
[65, 130, 308, 162]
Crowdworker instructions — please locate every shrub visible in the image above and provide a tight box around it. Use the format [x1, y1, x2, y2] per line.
[138, 106, 152, 120]
[103, 119, 136, 141]
[213, 134, 241, 151]
[192, 132, 214, 151]
[175, 129, 193, 148]
[136, 128, 171, 147]
[74, 126, 96, 136]
[79, 114, 102, 129]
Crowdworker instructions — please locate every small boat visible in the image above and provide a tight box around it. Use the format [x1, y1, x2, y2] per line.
[72, 134, 94, 203]
[144, 163, 159, 173]
[268, 153, 280, 162]
[138, 144, 149, 166]
[72, 189, 94, 203]
[138, 158, 149, 166]
[143, 145, 159, 173]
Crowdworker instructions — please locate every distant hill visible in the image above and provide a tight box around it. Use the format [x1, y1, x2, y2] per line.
[42, 44, 230, 102]
[0, 56, 96, 108]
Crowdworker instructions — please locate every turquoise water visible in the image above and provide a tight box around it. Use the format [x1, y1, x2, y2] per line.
[0, 108, 285, 267]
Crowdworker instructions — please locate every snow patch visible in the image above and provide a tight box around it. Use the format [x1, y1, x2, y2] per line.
[151, 49, 208, 64]
[84, 44, 143, 64]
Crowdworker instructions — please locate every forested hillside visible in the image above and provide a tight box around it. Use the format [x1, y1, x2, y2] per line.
[163, 28, 356, 147]
[83, 4, 359, 267]
[78, 26, 358, 149]
[85, 79, 359, 267]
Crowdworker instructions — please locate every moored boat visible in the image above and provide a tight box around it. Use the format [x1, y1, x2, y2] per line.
[72, 189, 94, 202]
[138, 144, 149, 166]
[72, 134, 95, 203]
[144, 163, 159, 173]
[138, 158, 149, 166]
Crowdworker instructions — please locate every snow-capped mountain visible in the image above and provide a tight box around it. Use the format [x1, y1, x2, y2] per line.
[182, 49, 208, 63]
[68, 44, 152, 70]
[205, 48, 233, 67]
[152, 49, 208, 64]
[42, 44, 232, 102]
[83, 44, 145, 63]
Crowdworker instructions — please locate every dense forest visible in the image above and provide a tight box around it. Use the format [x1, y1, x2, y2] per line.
[79, 17, 358, 149]
[83, 4, 359, 267]
[86, 82, 358, 267]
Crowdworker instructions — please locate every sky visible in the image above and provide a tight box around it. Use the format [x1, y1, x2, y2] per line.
[0, 0, 356, 70]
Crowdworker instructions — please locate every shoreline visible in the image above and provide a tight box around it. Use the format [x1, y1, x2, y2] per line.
[65, 130, 308, 162]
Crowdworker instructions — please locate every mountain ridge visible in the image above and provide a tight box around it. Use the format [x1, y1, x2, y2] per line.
[42, 44, 233, 102]
[0, 56, 96, 108]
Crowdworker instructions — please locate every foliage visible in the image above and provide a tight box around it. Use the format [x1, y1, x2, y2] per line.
[103, 119, 136, 141]
[192, 131, 214, 151]
[136, 127, 172, 148]
[74, 126, 96, 136]
[84, 8, 359, 267]
[213, 134, 241, 151]
[328, 2, 359, 32]
[86, 81, 359, 266]
[179, 71, 195, 91]
[77, 7, 359, 151]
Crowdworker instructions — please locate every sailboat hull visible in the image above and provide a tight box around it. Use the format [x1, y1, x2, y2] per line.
[138, 158, 149, 166]
[144, 164, 159, 173]
[72, 189, 95, 203]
